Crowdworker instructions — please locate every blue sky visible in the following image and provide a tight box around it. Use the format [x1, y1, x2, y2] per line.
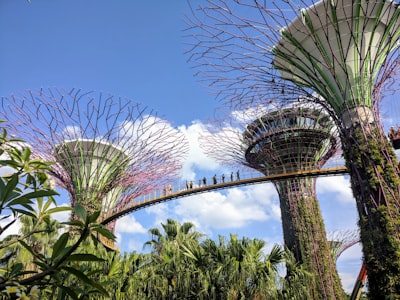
[1, 0, 391, 293]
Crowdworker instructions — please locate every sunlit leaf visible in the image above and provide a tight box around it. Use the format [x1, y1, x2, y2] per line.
[22, 189, 58, 200]
[62, 220, 85, 228]
[87, 210, 100, 223]
[46, 206, 72, 215]
[74, 204, 87, 222]
[18, 240, 36, 256]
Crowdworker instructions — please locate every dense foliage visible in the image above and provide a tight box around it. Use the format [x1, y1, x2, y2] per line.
[0, 126, 355, 299]
[0, 124, 114, 299]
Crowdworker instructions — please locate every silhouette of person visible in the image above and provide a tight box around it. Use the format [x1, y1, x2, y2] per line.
[236, 170, 240, 180]
[221, 174, 225, 183]
[203, 177, 207, 185]
[213, 174, 217, 184]
[231, 172, 234, 181]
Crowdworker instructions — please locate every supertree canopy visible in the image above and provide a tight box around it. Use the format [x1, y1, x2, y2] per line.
[0, 88, 189, 238]
[186, 0, 400, 297]
[200, 103, 345, 299]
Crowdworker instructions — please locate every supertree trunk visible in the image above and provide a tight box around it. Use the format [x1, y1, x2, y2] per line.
[185, 0, 400, 296]
[276, 177, 344, 299]
[341, 120, 400, 297]
[199, 104, 345, 299]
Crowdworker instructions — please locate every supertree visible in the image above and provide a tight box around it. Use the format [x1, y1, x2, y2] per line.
[186, 0, 400, 296]
[328, 229, 360, 263]
[0, 88, 189, 247]
[200, 103, 345, 299]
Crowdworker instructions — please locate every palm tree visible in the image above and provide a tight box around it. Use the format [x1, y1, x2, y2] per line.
[143, 219, 204, 299]
[139, 219, 313, 299]
[145, 218, 202, 253]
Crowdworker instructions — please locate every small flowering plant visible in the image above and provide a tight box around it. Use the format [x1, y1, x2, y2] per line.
[0, 123, 113, 299]
[3, 284, 39, 300]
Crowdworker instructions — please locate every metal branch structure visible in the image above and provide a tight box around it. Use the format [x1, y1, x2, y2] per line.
[0, 88, 189, 242]
[200, 103, 345, 299]
[186, 0, 400, 296]
[328, 229, 360, 262]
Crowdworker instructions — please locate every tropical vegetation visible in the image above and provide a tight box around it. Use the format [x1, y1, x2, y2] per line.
[0, 125, 359, 299]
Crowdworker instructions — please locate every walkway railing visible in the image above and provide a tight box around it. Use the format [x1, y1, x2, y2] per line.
[100, 164, 348, 225]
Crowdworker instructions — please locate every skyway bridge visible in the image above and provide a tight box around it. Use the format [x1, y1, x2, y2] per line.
[101, 166, 348, 225]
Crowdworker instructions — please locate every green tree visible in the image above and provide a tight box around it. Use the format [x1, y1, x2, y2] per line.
[143, 219, 312, 300]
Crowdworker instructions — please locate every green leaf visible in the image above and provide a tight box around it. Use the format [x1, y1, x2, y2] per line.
[46, 206, 72, 215]
[11, 208, 37, 219]
[51, 232, 70, 260]
[87, 210, 100, 223]
[0, 179, 5, 199]
[6, 197, 33, 207]
[36, 196, 43, 211]
[42, 197, 53, 212]
[33, 261, 51, 271]
[52, 246, 74, 263]
[18, 240, 37, 256]
[61, 266, 109, 296]
[64, 253, 105, 263]
[91, 227, 115, 240]
[22, 147, 31, 161]
[62, 220, 85, 227]
[22, 189, 58, 200]
[74, 204, 87, 222]
[0, 174, 19, 203]
[57, 286, 78, 300]
[9, 263, 23, 277]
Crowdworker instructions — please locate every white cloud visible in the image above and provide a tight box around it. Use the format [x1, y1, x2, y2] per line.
[51, 202, 72, 223]
[178, 121, 221, 180]
[0, 215, 21, 240]
[336, 243, 364, 293]
[170, 184, 280, 231]
[317, 175, 354, 204]
[0, 200, 71, 243]
[145, 202, 172, 227]
[62, 125, 82, 139]
[115, 215, 147, 234]
[118, 115, 185, 157]
[114, 215, 148, 252]
[126, 237, 148, 253]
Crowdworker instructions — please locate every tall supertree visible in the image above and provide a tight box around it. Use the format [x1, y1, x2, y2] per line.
[0, 88, 189, 245]
[200, 103, 345, 299]
[186, 0, 400, 296]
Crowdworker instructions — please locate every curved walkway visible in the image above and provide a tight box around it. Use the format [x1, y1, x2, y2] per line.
[101, 166, 348, 225]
